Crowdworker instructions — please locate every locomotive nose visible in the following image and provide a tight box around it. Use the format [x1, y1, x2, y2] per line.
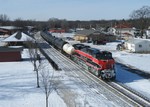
[102, 60, 114, 69]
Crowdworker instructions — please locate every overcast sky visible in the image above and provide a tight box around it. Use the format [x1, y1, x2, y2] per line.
[0, 0, 150, 21]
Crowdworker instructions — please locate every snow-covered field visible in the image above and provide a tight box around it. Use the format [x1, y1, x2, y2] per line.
[0, 50, 67, 107]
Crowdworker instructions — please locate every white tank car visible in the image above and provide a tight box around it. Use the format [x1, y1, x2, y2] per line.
[63, 43, 75, 55]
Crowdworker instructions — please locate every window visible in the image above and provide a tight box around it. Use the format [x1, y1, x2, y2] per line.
[139, 44, 142, 48]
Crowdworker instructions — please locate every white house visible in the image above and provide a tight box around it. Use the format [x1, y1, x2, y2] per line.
[108, 27, 116, 35]
[145, 30, 150, 38]
[108, 27, 136, 40]
[125, 38, 150, 52]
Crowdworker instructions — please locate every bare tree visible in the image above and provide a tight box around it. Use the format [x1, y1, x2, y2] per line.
[27, 40, 41, 88]
[40, 62, 56, 107]
[61, 19, 69, 30]
[0, 14, 10, 26]
[130, 6, 150, 38]
[0, 14, 9, 21]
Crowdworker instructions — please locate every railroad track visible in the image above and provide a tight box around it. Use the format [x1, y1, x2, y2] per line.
[35, 32, 150, 107]
[42, 47, 134, 106]
[107, 81, 150, 106]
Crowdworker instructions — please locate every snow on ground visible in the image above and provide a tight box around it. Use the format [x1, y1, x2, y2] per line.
[0, 49, 120, 107]
[0, 49, 67, 107]
[50, 32, 150, 101]
[83, 42, 150, 99]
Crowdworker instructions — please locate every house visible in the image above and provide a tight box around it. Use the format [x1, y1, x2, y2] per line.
[0, 29, 9, 35]
[0, 46, 23, 62]
[107, 27, 116, 35]
[2, 31, 35, 47]
[0, 31, 35, 62]
[145, 29, 150, 39]
[114, 23, 135, 40]
[88, 31, 116, 44]
[74, 29, 95, 42]
[74, 29, 116, 44]
[0, 29, 9, 38]
[125, 38, 150, 52]
[0, 26, 22, 35]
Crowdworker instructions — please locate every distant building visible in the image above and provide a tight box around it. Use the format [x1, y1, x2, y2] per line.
[74, 29, 116, 44]
[0, 31, 34, 62]
[0, 46, 23, 62]
[0, 26, 22, 35]
[113, 23, 135, 40]
[49, 28, 65, 33]
[74, 29, 95, 42]
[125, 38, 150, 52]
[0, 29, 9, 35]
[2, 31, 35, 47]
[145, 29, 150, 39]
[0, 29, 9, 38]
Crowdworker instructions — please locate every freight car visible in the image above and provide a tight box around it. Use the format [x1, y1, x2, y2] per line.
[40, 31, 116, 80]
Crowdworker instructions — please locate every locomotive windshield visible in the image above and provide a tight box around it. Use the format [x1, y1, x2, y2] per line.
[95, 52, 113, 60]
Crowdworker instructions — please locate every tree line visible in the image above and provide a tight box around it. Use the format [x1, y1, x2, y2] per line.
[0, 6, 150, 31]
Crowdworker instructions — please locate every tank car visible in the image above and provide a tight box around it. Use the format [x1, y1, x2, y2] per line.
[41, 31, 75, 54]
[40, 32, 54, 45]
[54, 38, 68, 50]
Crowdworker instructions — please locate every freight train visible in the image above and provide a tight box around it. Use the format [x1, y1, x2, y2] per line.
[40, 31, 116, 80]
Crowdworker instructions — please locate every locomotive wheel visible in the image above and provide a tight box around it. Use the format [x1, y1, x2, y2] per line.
[100, 72, 105, 80]
[101, 76, 105, 80]
[88, 66, 91, 72]
[95, 71, 100, 77]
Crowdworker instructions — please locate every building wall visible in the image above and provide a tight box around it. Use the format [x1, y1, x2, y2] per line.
[135, 41, 150, 52]
[89, 33, 116, 42]
[0, 51, 22, 62]
[74, 35, 88, 42]
[126, 41, 150, 52]
[116, 28, 135, 36]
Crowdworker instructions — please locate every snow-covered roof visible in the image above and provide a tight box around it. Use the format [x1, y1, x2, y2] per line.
[126, 38, 150, 44]
[0, 26, 22, 30]
[75, 29, 96, 36]
[2, 31, 35, 42]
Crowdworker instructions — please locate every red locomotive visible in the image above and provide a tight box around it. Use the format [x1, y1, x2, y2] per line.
[41, 32, 116, 80]
[71, 44, 116, 80]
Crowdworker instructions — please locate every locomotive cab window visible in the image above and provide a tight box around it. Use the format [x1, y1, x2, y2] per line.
[96, 52, 113, 60]
[102, 52, 113, 60]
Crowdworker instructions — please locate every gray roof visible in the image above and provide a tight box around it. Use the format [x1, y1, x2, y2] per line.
[0, 46, 23, 52]
[75, 29, 96, 36]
